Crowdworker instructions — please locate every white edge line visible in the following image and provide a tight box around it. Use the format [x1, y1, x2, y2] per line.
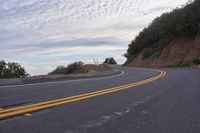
[0, 70, 124, 88]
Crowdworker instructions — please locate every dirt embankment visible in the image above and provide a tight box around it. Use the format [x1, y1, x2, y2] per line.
[127, 35, 200, 67]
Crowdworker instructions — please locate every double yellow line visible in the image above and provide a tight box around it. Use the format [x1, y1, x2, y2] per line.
[0, 70, 166, 120]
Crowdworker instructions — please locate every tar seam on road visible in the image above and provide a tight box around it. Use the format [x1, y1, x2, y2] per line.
[0, 70, 166, 120]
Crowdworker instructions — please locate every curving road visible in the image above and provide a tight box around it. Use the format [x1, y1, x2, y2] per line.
[0, 66, 199, 133]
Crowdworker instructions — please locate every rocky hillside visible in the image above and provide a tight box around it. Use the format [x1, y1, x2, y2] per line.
[125, 0, 200, 67]
[127, 35, 200, 67]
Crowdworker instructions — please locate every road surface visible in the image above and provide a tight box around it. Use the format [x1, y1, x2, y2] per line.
[0, 66, 199, 133]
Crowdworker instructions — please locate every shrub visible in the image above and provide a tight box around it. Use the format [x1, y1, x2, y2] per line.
[67, 61, 84, 73]
[49, 61, 84, 75]
[193, 58, 200, 65]
[49, 66, 68, 75]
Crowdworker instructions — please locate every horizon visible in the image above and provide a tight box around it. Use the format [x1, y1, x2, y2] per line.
[0, 0, 188, 75]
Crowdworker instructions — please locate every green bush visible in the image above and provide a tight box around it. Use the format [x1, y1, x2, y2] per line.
[67, 61, 84, 73]
[177, 61, 192, 67]
[49, 66, 68, 75]
[193, 58, 200, 65]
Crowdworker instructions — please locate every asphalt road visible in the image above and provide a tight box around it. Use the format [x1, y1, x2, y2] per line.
[0, 66, 199, 133]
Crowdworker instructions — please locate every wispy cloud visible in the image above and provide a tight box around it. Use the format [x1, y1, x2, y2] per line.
[0, 0, 188, 75]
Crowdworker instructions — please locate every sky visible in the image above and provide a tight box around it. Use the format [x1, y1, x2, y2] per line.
[0, 0, 188, 75]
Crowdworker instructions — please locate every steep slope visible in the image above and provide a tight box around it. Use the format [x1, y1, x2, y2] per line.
[127, 35, 200, 67]
[125, 0, 200, 67]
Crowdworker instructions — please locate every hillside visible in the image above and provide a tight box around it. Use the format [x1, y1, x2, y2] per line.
[125, 0, 200, 67]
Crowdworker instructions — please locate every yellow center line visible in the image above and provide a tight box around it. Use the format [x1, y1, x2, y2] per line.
[0, 71, 164, 114]
[0, 70, 166, 119]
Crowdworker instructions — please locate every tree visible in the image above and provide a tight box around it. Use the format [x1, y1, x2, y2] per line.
[104, 58, 109, 64]
[104, 57, 117, 64]
[0, 60, 29, 78]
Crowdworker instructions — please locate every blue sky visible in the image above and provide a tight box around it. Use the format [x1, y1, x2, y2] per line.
[0, 0, 188, 75]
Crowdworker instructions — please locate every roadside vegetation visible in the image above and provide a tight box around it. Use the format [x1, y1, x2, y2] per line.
[192, 58, 200, 65]
[125, 0, 200, 64]
[49, 61, 84, 75]
[103, 57, 117, 64]
[49, 59, 115, 75]
[176, 58, 200, 67]
[0, 60, 29, 78]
